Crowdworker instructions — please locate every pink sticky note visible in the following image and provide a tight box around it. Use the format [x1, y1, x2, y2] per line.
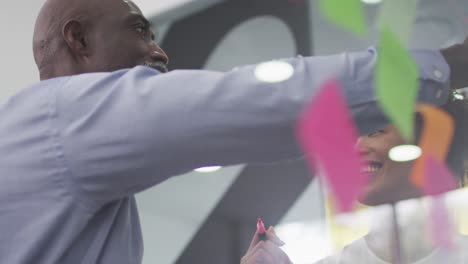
[423, 155, 457, 196]
[296, 80, 367, 212]
[429, 197, 456, 249]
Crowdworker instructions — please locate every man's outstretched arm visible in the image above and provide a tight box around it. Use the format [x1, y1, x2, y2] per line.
[53, 42, 464, 207]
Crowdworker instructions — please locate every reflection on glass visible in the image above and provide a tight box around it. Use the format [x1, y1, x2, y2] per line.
[194, 166, 222, 173]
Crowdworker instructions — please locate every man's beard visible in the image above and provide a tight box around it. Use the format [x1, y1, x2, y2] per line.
[144, 61, 169, 73]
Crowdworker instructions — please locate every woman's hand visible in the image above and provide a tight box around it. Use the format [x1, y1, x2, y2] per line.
[241, 226, 292, 264]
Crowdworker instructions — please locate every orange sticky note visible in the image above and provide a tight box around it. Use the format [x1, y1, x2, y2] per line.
[411, 104, 454, 187]
[296, 80, 367, 212]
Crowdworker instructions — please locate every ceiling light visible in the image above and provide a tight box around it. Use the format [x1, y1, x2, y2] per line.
[254, 61, 294, 83]
[388, 145, 422, 162]
[194, 166, 222, 173]
[361, 0, 382, 4]
[454, 93, 465, 100]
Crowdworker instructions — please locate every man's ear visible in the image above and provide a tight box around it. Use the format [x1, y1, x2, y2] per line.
[62, 20, 90, 57]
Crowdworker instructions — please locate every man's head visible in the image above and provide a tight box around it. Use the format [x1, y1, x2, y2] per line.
[357, 93, 468, 206]
[33, 0, 169, 80]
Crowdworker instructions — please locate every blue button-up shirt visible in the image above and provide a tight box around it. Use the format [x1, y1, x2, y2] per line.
[0, 49, 450, 263]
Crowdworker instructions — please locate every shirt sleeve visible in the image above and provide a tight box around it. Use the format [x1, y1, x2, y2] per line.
[52, 48, 450, 207]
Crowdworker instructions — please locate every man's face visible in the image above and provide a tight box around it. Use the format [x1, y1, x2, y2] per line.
[86, 0, 169, 73]
[357, 125, 421, 206]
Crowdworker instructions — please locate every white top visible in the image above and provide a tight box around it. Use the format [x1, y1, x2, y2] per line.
[315, 196, 468, 264]
[316, 235, 468, 263]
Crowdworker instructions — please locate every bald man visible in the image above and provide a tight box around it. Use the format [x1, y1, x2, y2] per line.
[1, 0, 468, 263]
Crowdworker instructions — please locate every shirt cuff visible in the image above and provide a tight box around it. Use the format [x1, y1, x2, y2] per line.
[411, 50, 451, 106]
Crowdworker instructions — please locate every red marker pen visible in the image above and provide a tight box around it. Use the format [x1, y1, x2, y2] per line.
[257, 218, 267, 241]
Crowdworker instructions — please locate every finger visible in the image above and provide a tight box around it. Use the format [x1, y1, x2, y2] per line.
[266, 226, 285, 246]
[247, 227, 261, 251]
[243, 241, 262, 261]
[284, 253, 294, 264]
[241, 253, 257, 264]
[244, 247, 274, 264]
[245, 240, 267, 260]
[241, 248, 256, 264]
[252, 248, 275, 264]
[263, 241, 290, 264]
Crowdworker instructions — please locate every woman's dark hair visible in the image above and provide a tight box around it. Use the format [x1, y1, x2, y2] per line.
[415, 90, 468, 186]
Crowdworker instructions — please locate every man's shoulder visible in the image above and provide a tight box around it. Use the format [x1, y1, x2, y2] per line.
[58, 66, 160, 87]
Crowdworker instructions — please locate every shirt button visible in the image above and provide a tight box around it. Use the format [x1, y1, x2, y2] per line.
[434, 69, 443, 79]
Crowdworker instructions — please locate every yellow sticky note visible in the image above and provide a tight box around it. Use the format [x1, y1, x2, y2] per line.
[325, 195, 369, 251]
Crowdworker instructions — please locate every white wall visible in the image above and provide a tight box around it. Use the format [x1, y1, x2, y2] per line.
[0, 1, 45, 99]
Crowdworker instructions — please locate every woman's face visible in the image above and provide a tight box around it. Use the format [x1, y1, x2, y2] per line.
[357, 125, 422, 206]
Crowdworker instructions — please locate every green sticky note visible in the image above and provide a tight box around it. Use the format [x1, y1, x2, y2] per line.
[319, 0, 367, 36]
[377, 0, 419, 45]
[376, 27, 418, 142]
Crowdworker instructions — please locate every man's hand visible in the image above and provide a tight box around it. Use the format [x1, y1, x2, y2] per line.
[241, 226, 293, 264]
[441, 37, 468, 89]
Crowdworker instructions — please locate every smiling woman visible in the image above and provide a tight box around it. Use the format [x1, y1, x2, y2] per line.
[357, 124, 420, 206]
[311, 91, 468, 264]
[357, 90, 468, 206]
